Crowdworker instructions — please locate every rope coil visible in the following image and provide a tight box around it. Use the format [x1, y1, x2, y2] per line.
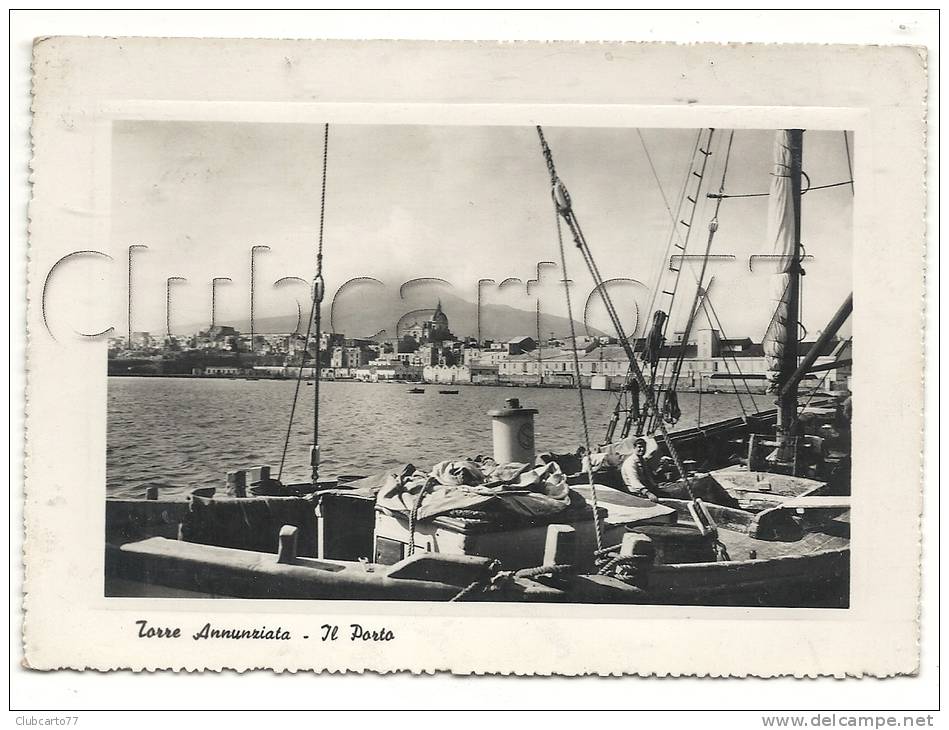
[449, 563, 577, 602]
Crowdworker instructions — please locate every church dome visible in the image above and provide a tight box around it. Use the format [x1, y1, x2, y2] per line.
[430, 301, 448, 325]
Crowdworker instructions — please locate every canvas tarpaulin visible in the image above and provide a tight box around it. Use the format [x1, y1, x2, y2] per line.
[374, 457, 575, 523]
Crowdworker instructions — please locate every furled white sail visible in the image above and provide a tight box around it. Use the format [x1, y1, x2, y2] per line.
[762, 130, 797, 392]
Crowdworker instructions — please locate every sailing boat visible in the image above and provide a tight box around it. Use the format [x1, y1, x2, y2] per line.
[605, 129, 853, 513]
[104, 126, 851, 607]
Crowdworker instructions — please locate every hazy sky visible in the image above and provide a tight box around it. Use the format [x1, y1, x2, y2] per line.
[109, 122, 853, 341]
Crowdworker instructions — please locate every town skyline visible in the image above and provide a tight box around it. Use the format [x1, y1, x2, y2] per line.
[103, 123, 854, 344]
[109, 295, 850, 398]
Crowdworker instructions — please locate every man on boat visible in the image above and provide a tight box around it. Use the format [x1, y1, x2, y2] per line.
[620, 438, 663, 501]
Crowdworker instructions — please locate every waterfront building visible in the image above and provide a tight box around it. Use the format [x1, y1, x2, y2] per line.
[345, 346, 370, 368]
[506, 336, 537, 355]
[422, 362, 500, 385]
[289, 335, 308, 354]
[411, 343, 440, 367]
[324, 367, 353, 379]
[423, 364, 468, 384]
[129, 331, 154, 350]
[465, 348, 510, 367]
[495, 331, 845, 393]
[355, 362, 423, 383]
[330, 344, 371, 369]
[561, 335, 598, 352]
[463, 347, 482, 366]
[251, 366, 290, 378]
[497, 347, 568, 386]
[196, 325, 237, 346]
[320, 332, 344, 351]
[470, 363, 499, 385]
[202, 366, 241, 376]
[374, 351, 413, 366]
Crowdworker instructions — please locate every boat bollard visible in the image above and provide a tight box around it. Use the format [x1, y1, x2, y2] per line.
[276, 525, 298, 564]
[620, 532, 654, 560]
[619, 533, 655, 586]
[487, 397, 539, 465]
[543, 524, 576, 565]
[248, 465, 271, 485]
[225, 470, 247, 498]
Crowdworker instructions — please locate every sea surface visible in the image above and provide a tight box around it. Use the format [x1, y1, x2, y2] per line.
[106, 377, 754, 499]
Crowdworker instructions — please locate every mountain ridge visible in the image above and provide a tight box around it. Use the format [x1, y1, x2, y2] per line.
[184, 291, 608, 341]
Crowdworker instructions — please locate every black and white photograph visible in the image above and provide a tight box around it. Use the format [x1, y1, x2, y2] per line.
[101, 121, 854, 607]
[21, 32, 927, 684]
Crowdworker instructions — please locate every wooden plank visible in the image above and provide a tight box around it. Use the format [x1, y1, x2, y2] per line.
[779, 496, 851, 510]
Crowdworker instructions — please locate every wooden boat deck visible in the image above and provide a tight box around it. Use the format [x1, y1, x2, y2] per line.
[717, 522, 848, 562]
[573, 487, 849, 562]
[711, 466, 825, 499]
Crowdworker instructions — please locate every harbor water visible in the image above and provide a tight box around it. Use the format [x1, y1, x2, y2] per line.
[107, 377, 757, 499]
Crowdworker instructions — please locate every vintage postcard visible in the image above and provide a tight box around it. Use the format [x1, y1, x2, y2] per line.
[24, 38, 926, 676]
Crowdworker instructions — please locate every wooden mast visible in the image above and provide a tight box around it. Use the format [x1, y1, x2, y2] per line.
[776, 129, 804, 449]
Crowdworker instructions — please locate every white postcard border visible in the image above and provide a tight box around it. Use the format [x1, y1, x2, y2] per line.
[24, 38, 926, 676]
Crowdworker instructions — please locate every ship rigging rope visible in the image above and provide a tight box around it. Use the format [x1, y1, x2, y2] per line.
[843, 132, 855, 195]
[656, 131, 735, 432]
[637, 129, 690, 251]
[607, 130, 710, 440]
[312, 123, 330, 483]
[536, 126, 697, 503]
[707, 179, 853, 199]
[277, 123, 330, 484]
[639, 130, 702, 351]
[633, 131, 704, 419]
[552, 197, 605, 553]
[800, 336, 852, 412]
[699, 296, 757, 415]
[647, 130, 719, 429]
[605, 130, 702, 442]
[277, 298, 317, 482]
[634, 130, 759, 417]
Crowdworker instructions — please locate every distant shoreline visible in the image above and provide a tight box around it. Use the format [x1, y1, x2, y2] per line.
[105, 373, 587, 390]
[106, 373, 546, 387]
[104, 373, 788, 396]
